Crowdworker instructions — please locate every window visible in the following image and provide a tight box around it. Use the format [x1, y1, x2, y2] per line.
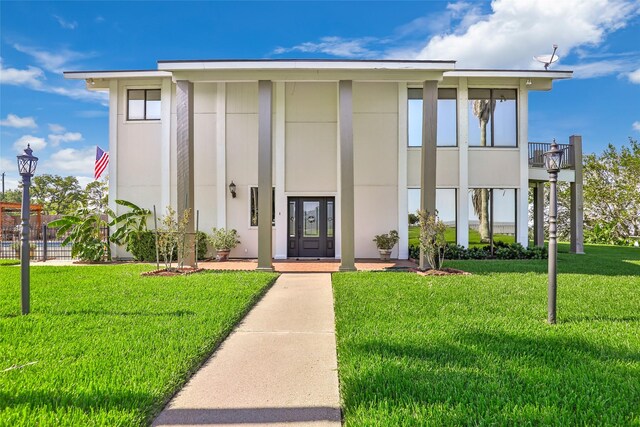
[468, 188, 516, 249]
[468, 89, 517, 147]
[250, 187, 275, 227]
[127, 89, 161, 120]
[408, 188, 457, 244]
[408, 88, 457, 147]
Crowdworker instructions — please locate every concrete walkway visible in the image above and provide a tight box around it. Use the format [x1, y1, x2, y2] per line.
[153, 273, 341, 427]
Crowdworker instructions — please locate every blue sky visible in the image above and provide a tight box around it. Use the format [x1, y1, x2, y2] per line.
[1, 0, 639, 190]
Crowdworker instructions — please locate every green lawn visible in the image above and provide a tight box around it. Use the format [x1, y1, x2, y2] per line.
[0, 259, 20, 266]
[333, 244, 640, 426]
[0, 265, 277, 426]
[408, 225, 515, 247]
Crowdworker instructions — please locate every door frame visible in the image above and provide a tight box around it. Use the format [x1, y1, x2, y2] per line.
[287, 196, 336, 258]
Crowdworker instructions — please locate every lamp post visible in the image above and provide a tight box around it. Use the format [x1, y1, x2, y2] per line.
[543, 139, 563, 324]
[17, 144, 38, 315]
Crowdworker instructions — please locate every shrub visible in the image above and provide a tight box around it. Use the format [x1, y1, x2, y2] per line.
[127, 230, 209, 262]
[210, 228, 241, 251]
[373, 230, 399, 251]
[417, 211, 447, 270]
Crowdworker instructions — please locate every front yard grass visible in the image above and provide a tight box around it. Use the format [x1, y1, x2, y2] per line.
[333, 244, 640, 425]
[0, 265, 277, 426]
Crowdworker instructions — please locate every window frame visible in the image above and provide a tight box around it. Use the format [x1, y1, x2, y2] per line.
[127, 88, 161, 121]
[249, 186, 276, 228]
[467, 88, 518, 148]
[407, 187, 458, 244]
[407, 88, 458, 148]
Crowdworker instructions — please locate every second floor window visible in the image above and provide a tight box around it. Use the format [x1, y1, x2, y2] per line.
[408, 88, 457, 147]
[468, 89, 517, 147]
[127, 89, 161, 121]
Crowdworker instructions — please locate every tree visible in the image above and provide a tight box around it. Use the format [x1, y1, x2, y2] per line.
[30, 174, 84, 214]
[582, 138, 640, 243]
[84, 180, 108, 212]
[0, 189, 22, 203]
[471, 99, 495, 242]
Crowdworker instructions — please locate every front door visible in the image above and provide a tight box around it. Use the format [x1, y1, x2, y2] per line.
[287, 197, 335, 258]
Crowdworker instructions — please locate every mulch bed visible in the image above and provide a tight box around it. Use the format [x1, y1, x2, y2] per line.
[141, 267, 205, 277]
[414, 267, 470, 276]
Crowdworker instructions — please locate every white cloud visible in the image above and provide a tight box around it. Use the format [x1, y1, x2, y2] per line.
[12, 44, 91, 73]
[53, 14, 78, 30]
[570, 59, 638, 79]
[274, 36, 380, 58]
[48, 132, 83, 146]
[633, 121, 640, 132]
[49, 147, 95, 175]
[13, 135, 47, 153]
[0, 114, 37, 129]
[417, 0, 640, 68]
[48, 123, 66, 133]
[629, 68, 640, 83]
[0, 58, 45, 87]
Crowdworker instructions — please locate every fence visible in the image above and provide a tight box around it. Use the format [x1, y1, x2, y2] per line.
[528, 142, 574, 169]
[0, 224, 109, 261]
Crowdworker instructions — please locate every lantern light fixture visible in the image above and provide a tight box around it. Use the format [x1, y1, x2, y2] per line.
[229, 181, 237, 198]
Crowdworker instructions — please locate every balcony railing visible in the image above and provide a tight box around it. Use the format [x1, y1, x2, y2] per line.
[528, 142, 574, 169]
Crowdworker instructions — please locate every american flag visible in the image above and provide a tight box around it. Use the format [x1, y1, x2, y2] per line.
[95, 146, 109, 180]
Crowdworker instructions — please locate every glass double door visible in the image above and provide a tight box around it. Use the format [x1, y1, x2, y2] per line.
[287, 197, 335, 258]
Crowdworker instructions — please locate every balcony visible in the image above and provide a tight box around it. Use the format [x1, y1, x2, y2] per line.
[528, 142, 574, 169]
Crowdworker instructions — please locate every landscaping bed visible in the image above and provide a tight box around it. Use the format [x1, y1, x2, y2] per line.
[333, 244, 640, 425]
[0, 265, 277, 426]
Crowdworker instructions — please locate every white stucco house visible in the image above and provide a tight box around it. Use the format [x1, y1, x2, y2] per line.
[65, 59, 583, 270]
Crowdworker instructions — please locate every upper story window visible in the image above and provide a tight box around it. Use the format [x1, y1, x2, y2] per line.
[468, 89, 517, 147]
[408, 88, 457, 147]
[127, 89, 161, 121]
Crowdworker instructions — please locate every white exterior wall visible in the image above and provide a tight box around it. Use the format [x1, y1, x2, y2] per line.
[225, 82, 260, 258]
[108, 76, 533, 259]
[285, 82, 337, 193]
[193, 83, 218, 234]
[115, 79, 164, 215]
[353, 82, 399, 259]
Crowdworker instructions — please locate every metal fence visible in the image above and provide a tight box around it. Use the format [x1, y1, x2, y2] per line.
[528, 142, 574, 169]
[0, 225, 109, 261]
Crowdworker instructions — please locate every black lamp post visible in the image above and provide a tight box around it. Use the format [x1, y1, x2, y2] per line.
[17, 144, 38, 315]
[543, 139, 563, 324]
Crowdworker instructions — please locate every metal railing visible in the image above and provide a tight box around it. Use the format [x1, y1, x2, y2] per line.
[0, 225, 109, 261]
[528, 142, 574, 169]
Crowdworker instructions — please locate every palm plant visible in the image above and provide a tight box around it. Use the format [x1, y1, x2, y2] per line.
[472, 99, 495, 243]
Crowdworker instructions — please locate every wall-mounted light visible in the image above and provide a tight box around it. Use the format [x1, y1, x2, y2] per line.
[229, 181, 237, 198]
[526, 79, 533, 86]
[87, 78, 96, 86]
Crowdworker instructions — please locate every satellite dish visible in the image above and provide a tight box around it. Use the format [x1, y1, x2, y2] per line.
[534, 44, 559, 70]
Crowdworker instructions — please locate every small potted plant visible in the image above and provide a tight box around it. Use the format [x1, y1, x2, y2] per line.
[373, 230, 399, 261]
[209, 228, 241, 261]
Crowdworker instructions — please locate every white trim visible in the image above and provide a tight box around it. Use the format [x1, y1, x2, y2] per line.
[159, 60, 456, 71]
[108, 80, 119, 257]
[64, 70, 172, 79]
[274, 82, 287, 259]
[216, 83, 227, 229]
[334, 82, 341, 259]
[397, 82, 409, 259]
[160, 79, 171, 211]
[517, 80, 530, 246]
[457, 77, 469, 248]
[446, 70, 572, 79]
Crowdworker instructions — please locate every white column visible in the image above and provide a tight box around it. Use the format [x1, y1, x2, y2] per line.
[160, 78, 172, 211]
[335, 82, 341, 259]
[216, 83, 227, 229]
[338, 80, 356, 271]
[397, 83, 409, 259]
[108, 80, 119, 257]
[457, 78, 469, 247]
[274, 82, 287, 259]
[517, 79, 530, 246]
